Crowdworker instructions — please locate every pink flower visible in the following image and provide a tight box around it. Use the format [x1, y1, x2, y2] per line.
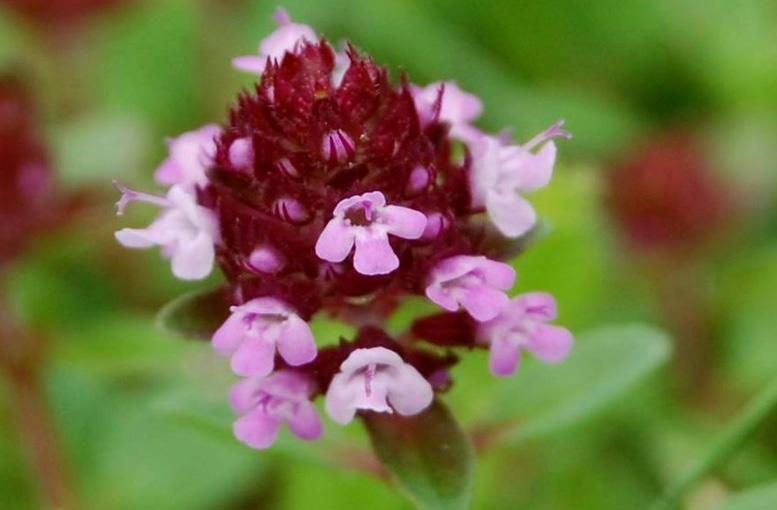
[411, 81, 483, 142]
[469, 121, 571, 238]
[154, 125, 220, 189]
[325, 347, 433, 424]
[232, 8, 318, 75]
[230, 370, 322, 449]
[212, 297, 317, 377]
[425, 255, 515, 321]
[114, 184, 218, 280]
[479, 292, 573, 377]
[315, 191, 427, 276]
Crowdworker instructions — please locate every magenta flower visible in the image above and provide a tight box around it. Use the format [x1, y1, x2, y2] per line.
[212, 297, 317, 377]
[325, 347, 434, 424]
[232, 8, 317, 75]
[469, 121, 571, 238]
[479, 292, 574, 377]
[114, 184, 218, 280]
[315, 191, 427, 276]
[425, 255, 516, 321]
[154, 124, 220, 189]
[230, 370, 322, 449]
[411, 81, 483, 142]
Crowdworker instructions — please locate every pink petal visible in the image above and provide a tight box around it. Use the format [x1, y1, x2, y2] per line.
[232, 55, 267, 74]
[212, 313, 246, 355]
[230, 336, 275, 377]
[277, 315, 317, 366]
[339, 347, 404, 374]
[489, 336, 521, 377]
[314, 220, 354, 263]
[526, 324, 573, 363]
[425, 284, 459, 312]
[460, 284, 510, 322]
[233, 410, 282, 449]
[478, 259, 516, 290]
[381, 205, 427, 240]
[170, 230, 215, 280]
[515, 292, 558, 321]
[506, 142, 557, 192]
[287, 400, 323, 440]
[154, 159, 183, 186]
[353, 233, 399, 275]
[386, 364, 434, 417]
[114, 227, 158, 248]
[229, 137, 254, 170]
[485, 191, 537, 238]
[325, 372, 363, 424]
[228, 377, 260, 414]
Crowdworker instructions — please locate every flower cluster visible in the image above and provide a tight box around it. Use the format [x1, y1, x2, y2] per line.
[115, 9, 573, 450]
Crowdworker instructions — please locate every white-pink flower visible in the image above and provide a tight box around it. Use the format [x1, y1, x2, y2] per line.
[232, 8, 318, 75]
[230, 370, 322, 449]
[411, 81, 483, 142]
[154, 125, 220, 189]
[114, 184, 218, 280]
[315, 191, 427, 276]
[469, 121, 571, 238]
[325, 347, 433, 424]
[425, 255, 516, 321]
[478, 292, 573, 377]
[212, 297, 317, 378]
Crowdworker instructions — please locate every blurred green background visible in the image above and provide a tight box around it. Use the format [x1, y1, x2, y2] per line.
[1, 0, 776, 509]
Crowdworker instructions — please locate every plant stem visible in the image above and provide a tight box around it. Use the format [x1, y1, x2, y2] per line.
[649, 377, 777, 510]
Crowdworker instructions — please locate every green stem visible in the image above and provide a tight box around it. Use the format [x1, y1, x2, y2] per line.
[649, 377, 777, 510]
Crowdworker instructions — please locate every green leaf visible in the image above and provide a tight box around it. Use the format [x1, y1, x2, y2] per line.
[716, 482, 777, 510]
[488, 324, 671, 442]
[363, 400, 475, 510]
[156, 287, 231, 341]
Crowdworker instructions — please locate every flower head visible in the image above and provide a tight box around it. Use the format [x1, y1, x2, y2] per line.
[114, 9, 573, 452]
[478, 292, 573, 377]
[231, 370, 322, 449]
[325, 347, 433, 424]
[212, 297, 317, 377]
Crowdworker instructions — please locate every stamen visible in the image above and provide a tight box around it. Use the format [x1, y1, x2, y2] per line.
[113, 180, 169, 216]
[524, 120, 572, 150]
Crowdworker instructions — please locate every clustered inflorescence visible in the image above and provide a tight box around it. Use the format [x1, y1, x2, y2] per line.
[115, 9, 573, 449]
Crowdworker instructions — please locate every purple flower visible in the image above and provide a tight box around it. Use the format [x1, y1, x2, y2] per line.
[154, 124, 220, 189]
[212, 297, 317, 377]
[478, 292, 573, 377]
[114, 184, 218, 280]
[325, 347, 433, 424]
[425, 255, 516, 321]
[315, 191, 427, 276]
[232, 8, 318, 75]
[230, 370, 322, 449]
[411, 81, 483, 142]
[469, 121, 571, 238]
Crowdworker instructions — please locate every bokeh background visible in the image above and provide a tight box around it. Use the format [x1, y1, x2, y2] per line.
[1, 1, 776, 509]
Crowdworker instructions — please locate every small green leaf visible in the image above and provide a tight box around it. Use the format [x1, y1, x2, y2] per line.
[363, 400, 475, 510]
[156, 287, 231, 340]
[490, 324, 671, 442]
[716, 482, 777, 510]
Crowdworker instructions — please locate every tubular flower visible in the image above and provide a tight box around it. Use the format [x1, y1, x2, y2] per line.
[114, 9, 573, 450]
[154, 124, 220, 189]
